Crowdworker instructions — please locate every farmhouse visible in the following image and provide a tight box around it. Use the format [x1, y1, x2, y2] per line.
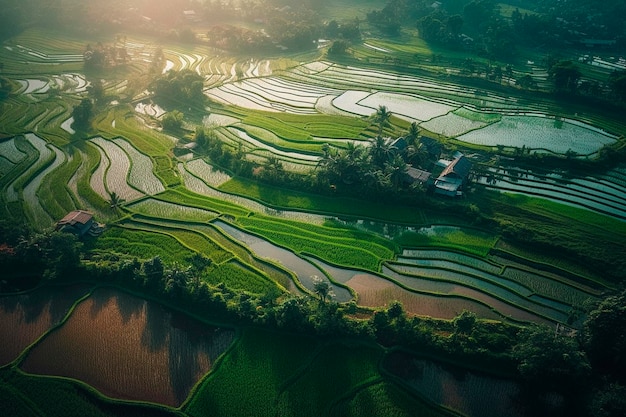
[56, 210, 103, 237]
[405, 167, 432, 185]
[434, 153, 472, 196]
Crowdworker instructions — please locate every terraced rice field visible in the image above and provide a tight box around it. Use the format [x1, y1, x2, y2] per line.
[21, 288, 236, 407]
[206, 61, 617, 156]
[0, 285, 91, 366]
[478, 166, 626, 220]
[387, 248, 597, 322]
[1, 28, 620, 328]
[214, 220, 353, 302]
[457, 114, 617, 155]
[384, 351, 524, 417]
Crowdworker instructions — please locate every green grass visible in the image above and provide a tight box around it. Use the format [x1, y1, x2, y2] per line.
[186, 325, 452, 417]
[126, 198, 219, 222]
[157, 188, 251, 218]
[240, 112, 370, 142]
[486, 191, 626, 284]
[237, 215, 396, 270]
[242, 225, 384, 271]
[72, 141, 110, 215]
[88, 226, 195, 264]
[274, 342, 382, 416]
[453, 107, 502, 124]
[240, 215, 397, 257]
[330, 381, 453, 417]
[92, 106, 173, 156]
[0, 368, 182, 417]
[204, 261, 280, 294]
[121, 220, 233, 264]
[395, 227, 499, 257]
[0, 136, 39, 220]
[218, 177, 428, 224]
[37, 146, 81, 221]
[185, 327, 321, 417]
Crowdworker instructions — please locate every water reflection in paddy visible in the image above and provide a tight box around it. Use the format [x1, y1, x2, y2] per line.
[0, 285, 91, 366]
[385, 350, 525, 417]
[382, 266, 553, 324]
[214, 220, 353, 302]
[21, 288, 235, 407]
[310, 257, 501, 320]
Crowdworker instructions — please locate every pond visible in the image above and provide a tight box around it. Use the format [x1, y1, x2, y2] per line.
[21, 288, 235, 407]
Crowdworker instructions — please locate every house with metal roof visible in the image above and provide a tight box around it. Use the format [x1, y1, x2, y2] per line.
[56, 210, 103, 237]
[434, 154, 472, 196]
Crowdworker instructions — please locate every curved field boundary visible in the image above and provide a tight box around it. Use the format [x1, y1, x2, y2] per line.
[6, 133, 53, 203]
[227, 127, 321, 161]
[0, 138, 38, 219]
[400, 248, 595, 308]
[126, 216, 296, 293]
[186, 158, 232, 188]
[239, 215, 396, 260]
[399, 248, 503, 274]
[478, 173, 626, 220]
[38, 147, 81, 220]
[120, 219, 233, 265]
[239, 221, 387, 273]
[113, 138, 166, 195]
[68, 142, 111, 217]
[89, 143, 111, 201]
[89, 137, 145, 202]
[213, 219, 345, 299]
[23, 142, 66, 228]
[489, 248, 607, 294]
[0, 138, 27, 163]
[385, 261, 571, 320]
[156, 187, 251, 219]
[126, 198, 219, 222]
[346, 265, 518, 322]
[177, 163, 327, 224]
[382, 264, 561, 324]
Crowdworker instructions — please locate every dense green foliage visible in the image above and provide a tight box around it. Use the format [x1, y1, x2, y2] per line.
[1, 1, 626, 416]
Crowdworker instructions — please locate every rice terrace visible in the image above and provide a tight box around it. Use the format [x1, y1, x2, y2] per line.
[1, 1, 626, 416]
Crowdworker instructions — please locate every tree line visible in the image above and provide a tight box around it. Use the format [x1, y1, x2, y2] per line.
[1, 218, 625, 416]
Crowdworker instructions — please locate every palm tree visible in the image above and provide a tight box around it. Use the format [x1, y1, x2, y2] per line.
[406, 140, 427, 167]
[370, 105, 392, 136]
[342, 141, 365, 184]
[385, 154, 408, 190]
[264, 156, 284, 181]
[312, 276, 332, 303]
[108, 191, 125, 209]
[406, 122, 420, 145]
[369, 136, 395, 169]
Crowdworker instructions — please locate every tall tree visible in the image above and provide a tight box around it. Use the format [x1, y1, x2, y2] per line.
[368, 136, 395, 169]
[583, 291, 626, 382]
[609, 70, 626, 102]
[549, 60, 582, 93]
[370, 105, 392, 136]
[385, 154, 408, 189]
[72, 98, 93, 129]
[312, 276, 332, 303]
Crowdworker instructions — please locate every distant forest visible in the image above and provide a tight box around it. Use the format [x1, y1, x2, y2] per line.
[2, 0, 625, 50]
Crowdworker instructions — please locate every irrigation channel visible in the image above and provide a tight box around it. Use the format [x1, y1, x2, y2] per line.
[1, 285, 527, 417]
